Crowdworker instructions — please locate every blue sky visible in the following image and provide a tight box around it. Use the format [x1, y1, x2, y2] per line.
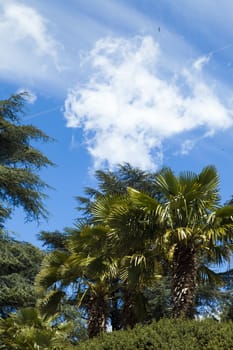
[1, 0, 233, 246]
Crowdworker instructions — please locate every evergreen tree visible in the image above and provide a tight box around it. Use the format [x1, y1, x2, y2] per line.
[0, 236, 44, 317]
[0, 93, 53, 226]
[38, 230, 69, 251]
[76, 163, 160, 220]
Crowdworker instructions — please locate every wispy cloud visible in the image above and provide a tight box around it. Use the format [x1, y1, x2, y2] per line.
[0, 1, 63, 87]
[193, 55, 211, 71]
[179, 139, 195, 156]
[64, 36, 233, 170]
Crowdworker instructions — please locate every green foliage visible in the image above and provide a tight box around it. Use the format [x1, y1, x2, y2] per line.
[36, 164, 166, 336]
[0, 236, 44, 317]
[36, 225, 116, 338]
[35, 164, 233, 338]
[76, 163, 160, 220]
[144, 278, 172, 321]
[38, 230, 69, 251]
[77, 319, 233, 350]
[126, 166, 233, 317]
[0, 307, 76, 350]
[0, 93, 53, 224]
[217, 269, 233, 321]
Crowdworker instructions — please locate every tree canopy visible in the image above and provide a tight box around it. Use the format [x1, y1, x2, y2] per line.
[0, 93, 53, 226]
[1, 99, 233, 346]
[0, 235, 44, 317]
[125, 166, 233, 317]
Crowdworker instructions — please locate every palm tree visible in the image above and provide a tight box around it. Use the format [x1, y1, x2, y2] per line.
[74, 163, 167, 328]
[68, 224, 119, 337]
[0, 307, 74, 350]
[36, 224, 118, 338]
[127, 166, 233, 318]
[92, 194, 165, 327]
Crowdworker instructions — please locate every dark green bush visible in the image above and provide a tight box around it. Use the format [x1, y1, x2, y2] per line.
[77, 319, 233, 350]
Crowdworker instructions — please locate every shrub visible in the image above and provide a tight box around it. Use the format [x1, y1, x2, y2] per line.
[77, 319, 233, 350]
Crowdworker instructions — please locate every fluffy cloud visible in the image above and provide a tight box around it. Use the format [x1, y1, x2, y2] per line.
[0, 1, 62, 85]
[64, 36, 233, 170]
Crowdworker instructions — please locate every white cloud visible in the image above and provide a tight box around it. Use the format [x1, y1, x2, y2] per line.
[193, 55, 211, 71]
[64, 36, 233, 170]
[0, 1, 63, 87]
[179, 139, 195, 156]
[4, 3, 58, 58]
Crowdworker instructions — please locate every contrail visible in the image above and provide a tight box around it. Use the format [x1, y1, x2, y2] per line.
[210, 43, 233, 56]
[24, 106, 61, 120]
[193, 42, 233, 71]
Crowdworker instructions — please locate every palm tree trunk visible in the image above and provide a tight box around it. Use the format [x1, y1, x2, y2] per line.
[87, 294, 108, 338]
[122, 288, 137, 329]
[172, 245, 198, 318]
[110, 295, 122, 330]
[109, 280, 122, 330]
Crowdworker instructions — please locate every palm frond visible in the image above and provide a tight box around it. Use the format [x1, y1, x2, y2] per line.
[38, 289, 65, 317]
[155, 168, 179, 197]
[198, 265, 223, 285]
[127, 187, 158, 213]
[216, 205, 233, 218]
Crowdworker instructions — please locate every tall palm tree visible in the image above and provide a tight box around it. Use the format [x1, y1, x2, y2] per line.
[36, 224, 118, 338]
[126, 166, 233, 318]
[74, 163, 167, 328]
[92, 194, 165, 327]
[67, 224, 119, 337]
